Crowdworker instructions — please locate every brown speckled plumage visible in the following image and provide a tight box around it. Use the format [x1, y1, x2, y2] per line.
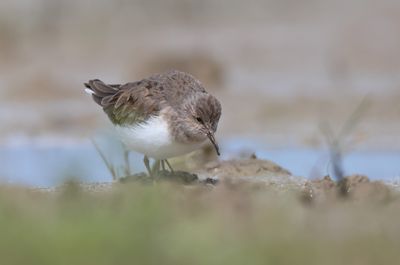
[84, 70, 221, 146]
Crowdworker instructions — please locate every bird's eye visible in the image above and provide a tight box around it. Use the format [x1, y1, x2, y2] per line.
[196, 117, 203, 123]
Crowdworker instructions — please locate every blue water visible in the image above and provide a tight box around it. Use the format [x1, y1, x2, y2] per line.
[0, 138, 399, 187]
[222, 138, 400, 180]
[0, 137, 146, 187]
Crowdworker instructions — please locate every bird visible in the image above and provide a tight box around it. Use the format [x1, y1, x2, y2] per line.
[84, 70, 222, 176]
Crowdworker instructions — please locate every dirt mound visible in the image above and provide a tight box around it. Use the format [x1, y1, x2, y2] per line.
[303, 175, 392, 204]
[200, 158, 291, 178]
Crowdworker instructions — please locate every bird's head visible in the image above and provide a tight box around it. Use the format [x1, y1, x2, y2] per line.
[181, 93, 222, 155]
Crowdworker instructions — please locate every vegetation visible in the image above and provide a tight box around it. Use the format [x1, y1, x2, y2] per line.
[0, 181, 399, 265]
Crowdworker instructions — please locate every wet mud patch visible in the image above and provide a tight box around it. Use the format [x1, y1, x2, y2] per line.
[119, 170, 199, 185]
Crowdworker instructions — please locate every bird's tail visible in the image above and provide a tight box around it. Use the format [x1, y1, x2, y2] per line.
[84, 79, 121, 107]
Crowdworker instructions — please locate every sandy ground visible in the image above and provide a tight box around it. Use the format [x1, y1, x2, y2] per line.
[35, 158, 399, 205]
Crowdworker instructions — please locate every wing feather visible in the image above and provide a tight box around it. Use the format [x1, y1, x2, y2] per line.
[85, 70, 203, 126]
[84, 78, 164, 125]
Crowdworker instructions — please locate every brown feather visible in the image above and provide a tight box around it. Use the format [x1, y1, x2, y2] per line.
[84, 70, 217, 126]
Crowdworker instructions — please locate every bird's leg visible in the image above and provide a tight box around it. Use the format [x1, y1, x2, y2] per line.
[143, 155, 152, 177]
[152, 160, 161, 177]
[161, 160, 166, 171]
[164, 159, 175, 173]
[123, 148, 131, 176]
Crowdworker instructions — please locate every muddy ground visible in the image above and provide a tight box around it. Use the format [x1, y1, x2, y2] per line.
[36, 157, 399, 206]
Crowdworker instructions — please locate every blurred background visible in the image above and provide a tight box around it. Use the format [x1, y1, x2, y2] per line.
[0, 0, 399, 185]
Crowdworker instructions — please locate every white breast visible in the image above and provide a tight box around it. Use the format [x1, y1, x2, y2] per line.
[114, 116, 205, 159]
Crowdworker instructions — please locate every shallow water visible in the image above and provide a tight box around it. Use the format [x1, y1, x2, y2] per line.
[0, 138, 399, 187]
[224, 138, 400, 180]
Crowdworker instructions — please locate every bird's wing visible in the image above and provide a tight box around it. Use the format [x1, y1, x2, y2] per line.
[84, 79, 165, 126]
[84, 70, 206, 125]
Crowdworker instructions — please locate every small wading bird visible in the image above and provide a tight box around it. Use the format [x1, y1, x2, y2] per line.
[84, 70, 221, 176]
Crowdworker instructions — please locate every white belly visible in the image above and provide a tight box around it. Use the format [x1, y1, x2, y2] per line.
[114, 116, 205, 159]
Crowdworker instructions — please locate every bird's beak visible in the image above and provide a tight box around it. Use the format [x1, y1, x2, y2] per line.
[207, 131, 220, 156]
